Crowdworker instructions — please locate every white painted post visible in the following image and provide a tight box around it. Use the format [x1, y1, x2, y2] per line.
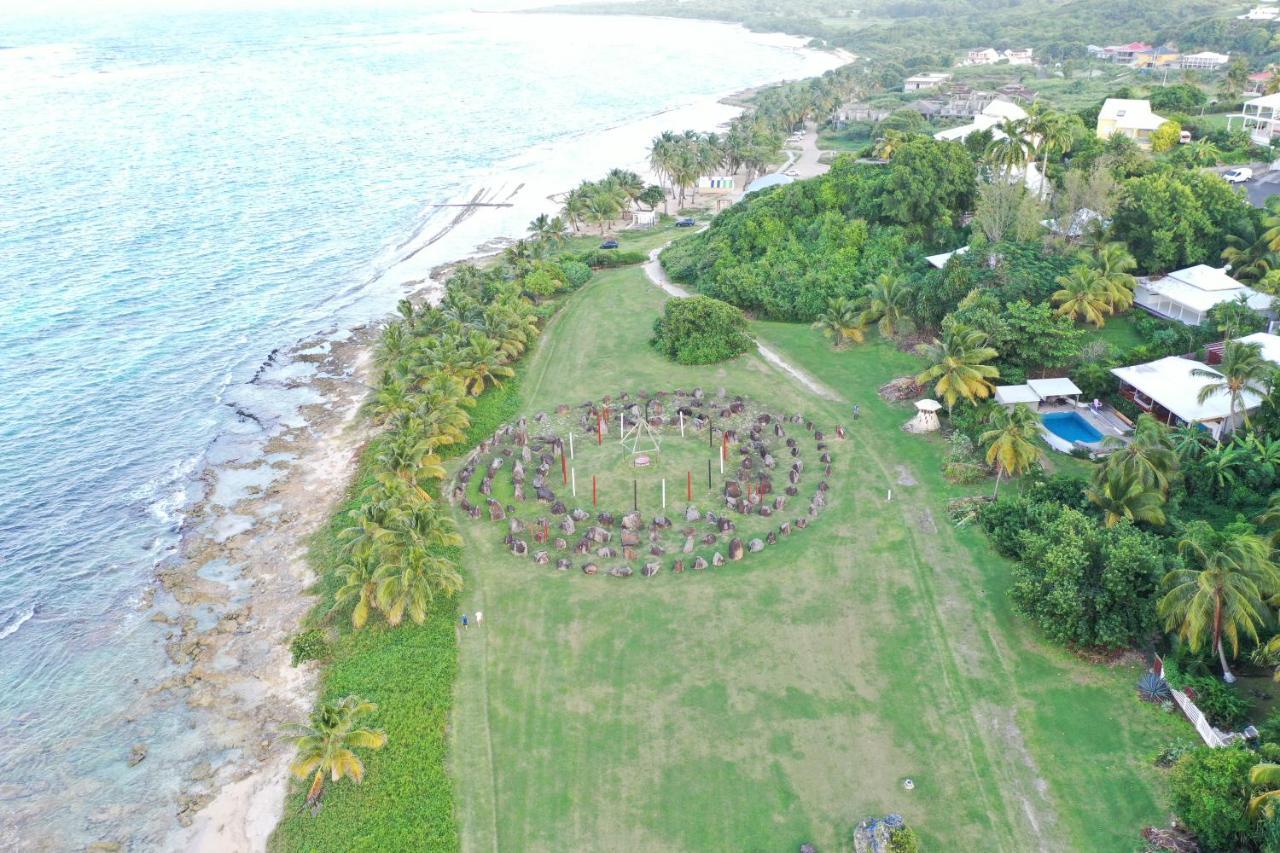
[618, 411, 623, 438]
[887, 489, 892, 502]
[719, 450, 724, 475]
[679, 411, 685, 437]
[568, 431, 574, 460]
[662, 478, 666, 508]
[571, 468, 577, 497]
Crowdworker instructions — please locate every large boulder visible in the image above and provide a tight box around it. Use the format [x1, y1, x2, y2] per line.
[620, 530, 641, 547]
[621, 511, 642, 531]
[748, 538, 765, 553]
[587, 526, 611, 544]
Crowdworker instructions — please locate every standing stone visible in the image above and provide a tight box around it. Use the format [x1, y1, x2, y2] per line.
[692, 556, 708, 570]
[672, 558, 685, 573]
[642, 562, 660, 577]
[511, 539, 528, 556]
[712, 551, 725, 566]
[609, 565, 633, 578]
[685, 505, 701, 522]
[729, 538, 744, 560]
[748, 538, 764, 553]
[582, 562, 598, 575]
[556, 558, 571, 570]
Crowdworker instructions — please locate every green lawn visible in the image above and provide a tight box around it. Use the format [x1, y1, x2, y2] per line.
[448, 265, 1185, 851]
[559, 218, 692, 256]
[1093, 311, 1144, 353]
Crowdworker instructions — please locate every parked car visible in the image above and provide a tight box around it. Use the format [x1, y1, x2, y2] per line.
[675, 217, 696, 227]
[599, 239, 619, 249]
[1223, 167, 1253, 184]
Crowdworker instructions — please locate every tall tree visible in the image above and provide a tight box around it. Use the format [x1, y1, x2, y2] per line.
[1052, 265, 1112, 327]
[861, 273, 914, 338]
[811, 296, 867, 347]
[980, 403, 1043, 496]
[289, 695, 388, 812]
[1089, 242, 1138, 312]
[1191, 340, 1273, 432]
[1086, 467, 1167, 528]
[915, 323, 1001, 415]
[1158, 526, 1280, 682]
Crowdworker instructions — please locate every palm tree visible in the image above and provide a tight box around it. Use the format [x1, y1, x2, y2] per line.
[1248, 764, 1280, 818]
[374, 431, 446, 498]
[985, 118, 1033, 181]
[1158, 527, 1280, 682]
[1086, 467, 1167, 527]
[335, 553, 379, 629]
[1089, 242, 1138, 312]
[289, 695, 387, 812]
[1200, 441, 1249, 494]
[374, 546, 463, 626]
[1182, 138, 1222, 167]
[1052, 265, 1112, 327]
[1100, 414, 1178, 496]
[1257, 493, 1280, 547]
[980, 403, 1043, 496]
[1191, 340, 1273, 432]
[455, 334, 515, 396]
[861, 273, 914, 339]
[915, 324, 1001, 415]
[871, 129, 906, 161]
[811, 296, 867, 347]
[1027, 109, 1072, 199]
[527, 213, 565, 248]
[648, 131, 679, 214]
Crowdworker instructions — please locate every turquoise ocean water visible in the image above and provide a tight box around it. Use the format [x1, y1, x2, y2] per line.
[0, 4, 840, 847]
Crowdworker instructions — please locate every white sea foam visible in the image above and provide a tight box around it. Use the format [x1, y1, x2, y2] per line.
[0, 605, 35, 642]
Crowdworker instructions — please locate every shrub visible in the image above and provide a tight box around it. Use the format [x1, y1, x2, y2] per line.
[289, 628, 330, 666]
[650, 295, 754, 365]
[560, 260, 592, 289]
[575, 249, 646, 269]
[1180, 675, 1251, 730]
[1168, 746, 1260, 852]
[888, 825, 921, 853]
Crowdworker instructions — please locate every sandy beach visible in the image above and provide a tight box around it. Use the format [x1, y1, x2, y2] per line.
[151, 40, 847, 853]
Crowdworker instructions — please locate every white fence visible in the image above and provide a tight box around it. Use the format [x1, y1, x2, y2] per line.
[1156, 661, 1232, 748]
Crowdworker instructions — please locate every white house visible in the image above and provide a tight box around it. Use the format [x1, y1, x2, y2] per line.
[1178, 51, 1230, 70]
[1134, 265, 1274, 326]
[965, 47, 1000, 65]
[933, 98, 1028, 142]
[903, 72, 951, 92]
[1227, 92, 1280, 145]
[1096, 98, 1168, 148]
[925, 245, 969, 269]
[1004, 48, 1035, 65]
[1239, 6, 1280, 20]
[1112, 356, 1263, 438]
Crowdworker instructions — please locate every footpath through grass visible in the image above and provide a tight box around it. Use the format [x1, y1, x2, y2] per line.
[450, 265, 1185, 851]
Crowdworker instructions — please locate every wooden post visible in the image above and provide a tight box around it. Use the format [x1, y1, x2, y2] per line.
[561, 451, 568, 484]
[707, 459, 711, 489]
[687, 471, 692, 501]
[633, 479, 638, 511]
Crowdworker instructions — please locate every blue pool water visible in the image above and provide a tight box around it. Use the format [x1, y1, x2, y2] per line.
[1042, 411, 1104, 444]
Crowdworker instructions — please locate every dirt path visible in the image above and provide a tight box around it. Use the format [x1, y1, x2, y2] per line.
[642, 244, 840, 402]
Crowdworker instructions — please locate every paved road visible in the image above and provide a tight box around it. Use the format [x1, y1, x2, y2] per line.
[1246, 170, 1280, 208]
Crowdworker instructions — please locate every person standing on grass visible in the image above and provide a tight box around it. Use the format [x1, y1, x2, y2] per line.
[475, 610, 483, 626]
[461, 613, 468, 630]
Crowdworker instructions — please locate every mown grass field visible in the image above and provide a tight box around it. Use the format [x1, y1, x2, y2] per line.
[448, 264, 1186, 851]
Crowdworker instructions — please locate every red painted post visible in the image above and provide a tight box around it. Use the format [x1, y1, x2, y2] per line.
[561, 451, 568, 484]
[597, 414, 603, 446]
[687, 471, 692, 501]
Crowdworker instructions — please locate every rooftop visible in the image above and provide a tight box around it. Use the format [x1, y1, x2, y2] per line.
[1098, 98, 1167, 131]
[1141, 266, 1272, 314]
[1111, 356, 1263, 424]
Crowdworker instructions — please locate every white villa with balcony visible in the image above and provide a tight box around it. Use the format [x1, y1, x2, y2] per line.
[1227, 93, 1280, 145]
[1134, 264, 1274, 327]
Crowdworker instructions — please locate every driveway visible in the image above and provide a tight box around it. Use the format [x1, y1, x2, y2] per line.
[1246, 170, 1280, 208]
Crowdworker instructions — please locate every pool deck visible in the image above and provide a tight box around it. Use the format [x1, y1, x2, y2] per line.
[1038, 402, 1132, 454]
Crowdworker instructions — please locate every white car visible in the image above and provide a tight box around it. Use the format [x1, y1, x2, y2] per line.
[1223, 167, 1253, 184]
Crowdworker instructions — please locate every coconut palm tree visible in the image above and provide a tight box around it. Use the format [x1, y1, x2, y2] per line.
[980, 403, 1043, 496]
[1192, 340, 1273, 432]
[861, 273, 914, 339]
[374, 431, 446, 497]
[648, 131, 679, 213]
[1248, 764, 1280, 818]
[374, 546, 463, 626]
[1200, 441, 1249, 493]
[871, 129, 906, 161]
[915, 324, 1001, 415]
[811, 296, 867, 347]
[456, 333, 515, 396]
[1258, 493, 1280, 547]
[335, 553, 380, 629]
[1052, 265, 1112, 327]
[1100, 414, 1179, 496]
[1027, 109, 1072, 199]
[1089, 242, 1138, 312]
[1158, 527, 1280, 682]
[985, 118, 1033, 181]
[289, 695, 387, 812]
[1086, 467, 1167, 527]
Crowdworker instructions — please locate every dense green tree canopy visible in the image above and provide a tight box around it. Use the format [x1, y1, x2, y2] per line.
[650, 295, 755, 364]
[1110, 169, 1254, 272]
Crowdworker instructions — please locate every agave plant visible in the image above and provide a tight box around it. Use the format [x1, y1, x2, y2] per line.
[1137, 672, 1172, 703]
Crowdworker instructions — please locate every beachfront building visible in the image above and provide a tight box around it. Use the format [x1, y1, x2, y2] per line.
[744, 173, 795, 195]
[1112, 356, 1264, 439]
[1178, 51, 1231, 70]
[1227, 92, 1280, 145]
[903, 72, 951, 92]
[933, 97, 1028, 142]
[1133, 264, 1274, 327]
[1095, 98, 1168, 148]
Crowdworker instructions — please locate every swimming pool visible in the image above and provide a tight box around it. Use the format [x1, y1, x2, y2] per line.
[1041, 411, 1103, 444]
